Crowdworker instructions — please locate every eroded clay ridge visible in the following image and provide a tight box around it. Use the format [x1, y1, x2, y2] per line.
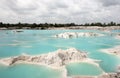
[0, 48, 97, 67]
[54, 32, 104, 39]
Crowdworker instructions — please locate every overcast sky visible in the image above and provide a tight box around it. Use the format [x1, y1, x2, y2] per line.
[0, 0, 120, 24]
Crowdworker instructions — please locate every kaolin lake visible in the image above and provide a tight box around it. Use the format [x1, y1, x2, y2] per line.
[0, 30, 120, 78]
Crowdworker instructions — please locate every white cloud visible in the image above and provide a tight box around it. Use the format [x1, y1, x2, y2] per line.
[0, 0, 120, 24]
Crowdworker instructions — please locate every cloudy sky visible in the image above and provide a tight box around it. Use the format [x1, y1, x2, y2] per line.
[0, 0, 120, 24]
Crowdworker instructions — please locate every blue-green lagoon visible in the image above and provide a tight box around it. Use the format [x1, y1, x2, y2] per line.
[0, 30, 120, 78]
[66, 62, 104, 76]
[0, 64, 63, 78]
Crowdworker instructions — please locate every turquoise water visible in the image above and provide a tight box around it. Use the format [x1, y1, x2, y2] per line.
[0, 64, 62, 78]
[66, 62, 103, 76]
[0, 30, 120, 77]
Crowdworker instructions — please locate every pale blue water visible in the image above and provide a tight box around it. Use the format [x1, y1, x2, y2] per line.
[0, 64, 62, 78]
[0, 30, 120, 77]
[66, 62, 103, 76]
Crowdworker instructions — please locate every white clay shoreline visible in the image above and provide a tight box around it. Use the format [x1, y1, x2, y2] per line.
[48, 26, 120, 30]
[115, 33, 120, 40]
[0, 48, 100, 67]
[0, 48, 104, 78]
[0, 45, 120, 78]
[101, 45, 120, 57]
[54, 32, 104, 39]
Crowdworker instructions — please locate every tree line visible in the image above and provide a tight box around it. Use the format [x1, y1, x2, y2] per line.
[0, 21, 120, 29]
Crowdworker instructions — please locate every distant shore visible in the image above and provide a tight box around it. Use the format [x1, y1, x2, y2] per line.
[0, 26, 120, 30]
[48, 26, 120, 30]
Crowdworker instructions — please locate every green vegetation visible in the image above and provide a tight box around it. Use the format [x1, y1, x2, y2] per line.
[0, 22, 120, 29]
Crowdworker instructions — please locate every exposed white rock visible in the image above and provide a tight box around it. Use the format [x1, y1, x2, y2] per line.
[101, 45, 120, 56]
[54, 32, 104, 39]
[99, 73, 120, 78]
[115, 33, 120, 40]
[0, 48, 98, 67]
[0, 48, 111, 78]
[12, 30, 24, 33]
[48, 26, 120, 30]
